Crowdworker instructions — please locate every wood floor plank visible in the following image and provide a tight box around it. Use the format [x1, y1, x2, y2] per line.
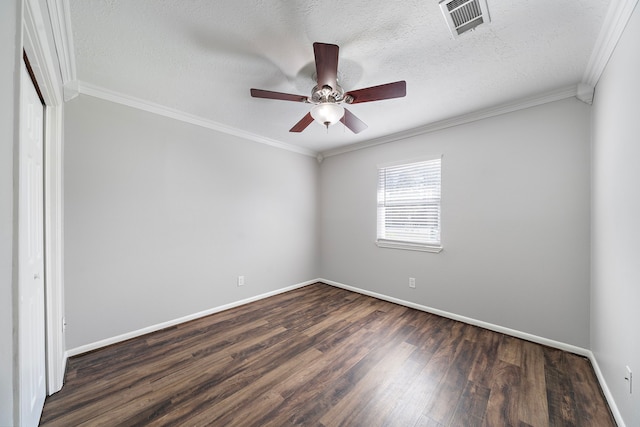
[177, 348, 323, 426]
[498, 334, 524, 366]
[40, 283, 616, 427]
[259, 342, 372, 426]
[278, 305, 417, 426]
[351, 352, 426, 426]
[382, 321, 469, 426]
[482, 358, 522, 427]
[414, 414, 445, 426]
[449, 381, 491, 427]
[41, 316, 274, 421]
[45, 323, 290, 426]
[318, 341, 417, 426]
[518, 340, 550, 427]
[544, 347, 580, 427]
[137, 329, 316, 425]
[424, 337, 477, 424]
[467, 328, 502, 387]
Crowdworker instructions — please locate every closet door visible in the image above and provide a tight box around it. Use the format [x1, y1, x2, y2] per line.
[19, 60, 46, 427]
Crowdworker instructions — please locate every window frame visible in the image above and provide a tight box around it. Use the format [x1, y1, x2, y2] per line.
[376, 156, 443, 253]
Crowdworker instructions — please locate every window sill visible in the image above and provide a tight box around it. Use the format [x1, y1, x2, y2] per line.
[376, 240, 443, 253]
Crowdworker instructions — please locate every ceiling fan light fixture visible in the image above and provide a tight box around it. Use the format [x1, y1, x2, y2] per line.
[310, 102, 344, 128]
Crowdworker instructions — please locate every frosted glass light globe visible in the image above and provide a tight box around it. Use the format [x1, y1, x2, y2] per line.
[310, 103, 345, 127]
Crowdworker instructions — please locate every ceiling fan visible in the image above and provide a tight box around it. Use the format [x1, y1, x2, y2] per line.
[250, 42, 406, 134]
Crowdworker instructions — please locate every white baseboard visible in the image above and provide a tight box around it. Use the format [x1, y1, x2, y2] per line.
[63, 277, 624, 426]
[320, 278, 625, 426]
[586, 351, 626, 427]
[320, 278, 590, 356]
[65, 278, 318, 358]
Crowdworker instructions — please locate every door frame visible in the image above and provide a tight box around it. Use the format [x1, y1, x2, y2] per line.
[22, 0, 65, 395]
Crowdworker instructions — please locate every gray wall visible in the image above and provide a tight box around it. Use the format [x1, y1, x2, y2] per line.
[591, 5, 640, 426]
[320, 98, 591, 347]
[0, 1, 20, 425]
[64, 95, 319, 349]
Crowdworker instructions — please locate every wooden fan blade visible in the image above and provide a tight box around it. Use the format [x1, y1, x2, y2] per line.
[250, 88, 308, 103]
[314, 42, 339, 90]
[345, 80, 406, 104]
[290, 113, 314, 133]
[340, 108, 368, 134]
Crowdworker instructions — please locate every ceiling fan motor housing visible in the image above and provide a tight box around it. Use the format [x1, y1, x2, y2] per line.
[311, 84, 347, 104]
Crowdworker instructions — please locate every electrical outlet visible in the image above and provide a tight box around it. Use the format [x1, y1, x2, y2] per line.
[409, 277, 416, 288]
[625, 366, 632, 394]
[237, 275, 245, 287]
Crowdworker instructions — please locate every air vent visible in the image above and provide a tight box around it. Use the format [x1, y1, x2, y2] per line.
[439, 0, 491, 37]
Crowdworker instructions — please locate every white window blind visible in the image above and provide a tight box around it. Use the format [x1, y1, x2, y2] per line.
[377, 158, 442, 252]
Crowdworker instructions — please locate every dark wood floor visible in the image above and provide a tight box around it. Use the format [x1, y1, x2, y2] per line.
[40, 283, 615, 426]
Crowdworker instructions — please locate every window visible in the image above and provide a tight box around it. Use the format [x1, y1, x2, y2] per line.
[377, 157, 442, 252]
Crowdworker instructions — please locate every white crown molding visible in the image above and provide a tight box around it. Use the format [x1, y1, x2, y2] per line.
[321, 85, 579, 158]
[45, 0, 76, 85]
[63, 80, 79, 102]
[76, 81, 585, 161]
[76, 81, 317, 158]
[582, 0, 639, 87]
[576, 83, 595, 105]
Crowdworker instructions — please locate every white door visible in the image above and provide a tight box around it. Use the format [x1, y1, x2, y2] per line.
[19, 61, 46, 427]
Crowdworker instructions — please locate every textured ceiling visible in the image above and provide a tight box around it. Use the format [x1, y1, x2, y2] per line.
[68, 0, 609, 154]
